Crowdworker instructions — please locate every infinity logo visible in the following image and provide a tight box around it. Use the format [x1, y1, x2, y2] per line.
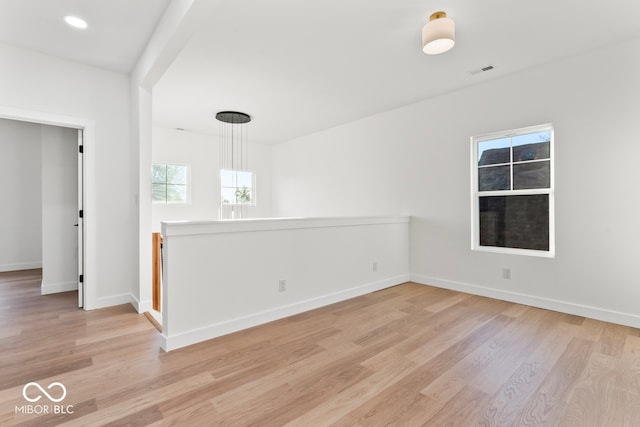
[22, 382, 67, 403]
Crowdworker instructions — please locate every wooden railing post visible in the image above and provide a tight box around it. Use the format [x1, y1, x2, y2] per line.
[152, 232, 162, 312]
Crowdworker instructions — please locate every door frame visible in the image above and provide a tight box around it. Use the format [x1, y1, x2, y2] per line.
[0, 105, 96, 310]
[77, 129, 84, 308]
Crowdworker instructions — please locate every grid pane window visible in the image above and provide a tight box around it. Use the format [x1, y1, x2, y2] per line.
[221, 169, 255, 205]
[472, 125, 554, 256]
[152, 163, 188, 204]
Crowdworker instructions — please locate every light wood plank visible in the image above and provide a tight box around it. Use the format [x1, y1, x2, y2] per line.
[3, 270, 640, 425]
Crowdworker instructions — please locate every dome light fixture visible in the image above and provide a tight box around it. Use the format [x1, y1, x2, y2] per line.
[422, 11, 455, 55]
[64, 15, 88, 30]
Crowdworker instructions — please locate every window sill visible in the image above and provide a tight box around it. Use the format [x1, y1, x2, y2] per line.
[472, 245, 555, 258]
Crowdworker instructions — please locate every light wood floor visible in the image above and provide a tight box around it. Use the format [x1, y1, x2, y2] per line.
[2, 270, 640, 426]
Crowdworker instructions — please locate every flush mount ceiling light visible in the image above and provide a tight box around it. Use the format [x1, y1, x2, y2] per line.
[64, 15, 88, 29]
[422, 11, 455, 55]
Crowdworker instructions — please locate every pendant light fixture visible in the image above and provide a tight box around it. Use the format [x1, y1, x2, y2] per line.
[422, 11, 455, 55]
[216, 111, 251, 220]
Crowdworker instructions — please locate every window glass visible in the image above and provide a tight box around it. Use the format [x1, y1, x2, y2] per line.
[152, 183, 167, 203]
[513, 130, 551, 162]
[152, 163, 188, 204]
[472, 124, 553, 256]
[221, 169, 236, 188]
[478, 137, 511, 166]
[479, 195, 550, 251]
[167, 184, 187, 203]
[220, 169, 255, 205]
[513, 161, 550, 190]
[236, 171, 253, 188]
[166, 164, 186, 185]
[478, 165, 511, 191]
[152, 164, 166, 183]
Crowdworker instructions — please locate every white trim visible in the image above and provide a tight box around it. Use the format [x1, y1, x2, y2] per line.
[478, 158, 549, 169]
[41, 281, 77, 295]
[473, 245, 555, 258]
[411, 274, 640, 329]
[130, 293, 154, 314]
[161, 274, 410, 352]
[92, 293, 132, 310]
[0, 105, 97, 311]
[470, 123, 554, 257]
[473, 123, 554, 142]
[476, 188, 552, 197]
[0, 262, 42, 272]
[162, 215, 410, 237]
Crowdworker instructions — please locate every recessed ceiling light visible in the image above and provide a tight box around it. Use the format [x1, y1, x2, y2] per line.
[64, 15, 88, 29]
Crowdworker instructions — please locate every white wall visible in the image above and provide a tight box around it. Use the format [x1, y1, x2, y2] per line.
[161, 216, 410, 351]
[0, 43, 134, 308]
[133, 0, 223, 313]
[131, 86, 152, 311]
[41, 125, 78, 294]
[152, 126, 272, 231]
[272, 37, 640, 326]
[0, 119, 42, 272]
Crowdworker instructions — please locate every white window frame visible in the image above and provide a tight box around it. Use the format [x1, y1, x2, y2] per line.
[470, 123, 555, 257]
[152, 162, 190, 204]
[220, 169, 256, 206]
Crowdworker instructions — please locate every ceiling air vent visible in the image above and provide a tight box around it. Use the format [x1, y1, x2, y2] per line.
[469, 65, 495, 75]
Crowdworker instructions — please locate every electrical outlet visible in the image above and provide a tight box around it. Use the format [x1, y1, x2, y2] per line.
[373, 262, 378, 272]
[278, 280, 286, 292]
[502, 268, 511, 279]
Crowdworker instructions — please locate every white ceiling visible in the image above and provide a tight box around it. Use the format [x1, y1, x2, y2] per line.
[153, 0, 640, 144]
[0, 0, 170, 73]
[2, 1, 640, 144]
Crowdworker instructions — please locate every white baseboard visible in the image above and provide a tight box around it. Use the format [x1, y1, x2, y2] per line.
[161, 274, 410, 351]
[128, 294, 154, 314]
[138, 300, 153, 314]
[85, 293, 152, 312]
[411, 274, 640, 329]
[41, 281, 77, 295]
[91, 293, 132, 310]
[0, 262, 42, 273]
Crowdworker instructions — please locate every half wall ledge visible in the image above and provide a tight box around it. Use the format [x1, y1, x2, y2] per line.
[160, 216, 410, 351]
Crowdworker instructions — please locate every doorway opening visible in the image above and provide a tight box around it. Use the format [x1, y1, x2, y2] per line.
[0, 105, 94, 309]
[0, 119, 83, 307]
